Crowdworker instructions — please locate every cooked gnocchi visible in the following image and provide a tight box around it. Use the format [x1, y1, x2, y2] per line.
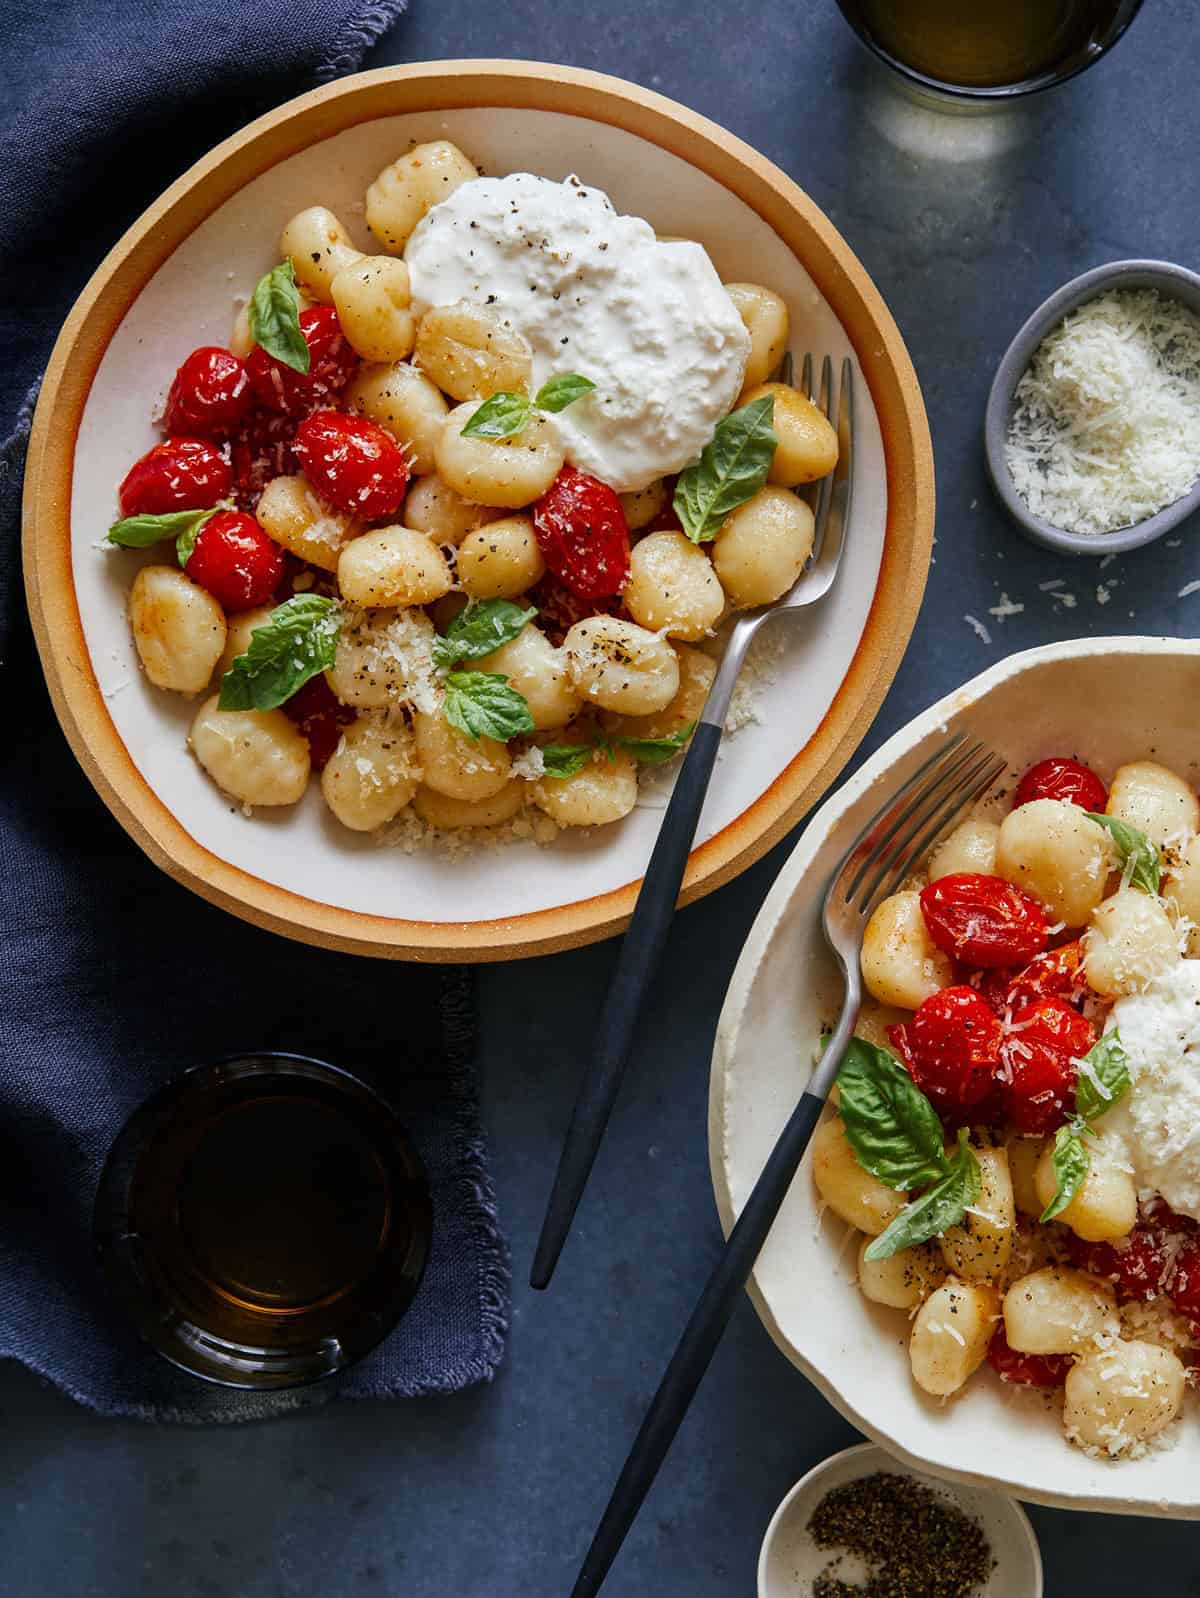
[106, 145, 838, 848]
[814, 748, 1200, 1458]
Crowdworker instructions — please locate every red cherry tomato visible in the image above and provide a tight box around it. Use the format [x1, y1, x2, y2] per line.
[1066, 1229, 1170, 1301]
[1142, 1195, 1200, 1235]
[987, 1325, 1071, 1388]
[977, 941, 1086, 1016]
[1014, 756, 1107, 813]
[245, 306, 358, 416]
[283, 675, 353, 770]
[532, 465, 630, 599]
[529, 574, 629, 646]
[1002, 998, 1096, 1135]
[888, 986, 1002, 1123]
[119, 438, 232, 517]
[163, 347, 251, 437]
[919, 873, 1049, 968]
[184, 511, 284, 612]
[1170, 1240, 1200, 1319]
[293, 410, 410, 518]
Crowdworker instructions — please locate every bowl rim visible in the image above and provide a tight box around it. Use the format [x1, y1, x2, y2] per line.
[756, 1441, 1043, 1598]
[984, 257, 1200, 556]
[22, 59, 934, 963]
[710, 634, 1200, 1518]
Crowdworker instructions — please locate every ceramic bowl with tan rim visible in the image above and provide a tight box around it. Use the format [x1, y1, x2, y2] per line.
[23, 61, 933, 962]
[709, 635, 1200, 1518]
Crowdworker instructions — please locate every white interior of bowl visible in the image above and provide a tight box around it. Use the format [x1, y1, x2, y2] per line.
[711, 637, 1200, 1517]
[70, 107, 887, 925]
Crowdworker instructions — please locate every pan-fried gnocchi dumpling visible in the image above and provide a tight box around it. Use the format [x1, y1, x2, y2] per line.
[457, 515, 547, 600]
[403, 473, 496, 546]
[810, 1116, 907, 1235]
[909, 1281, 999, 1397]
[216, 604, 275, 680]
[1106, 760, 1200, 849]
[928, 819, 1000, 882]
[724, 282, 789, 392]
[412, 708, 511, 801]
[436, 402, 564, 507]
[531, 745, 638, 827]
[345, 362, 448, 476]
[320, 714, 419, 831]
[740, 381, 838, 486]
[1007, 1137, 1046, 1218]
[939, 1145, 1015, 1282]
[475, 624, 579, 731]
[604, 644, 715, 743]
[1033, 1132, 1137, 1242]
[860, 890, 953, 1010]
[330, 257, 416, 363]
[1003, 1266, 1118, 1354]
[412, 782, 524, 830]
[712, 486, 814, 608]
[623, 529, 724, 640]
[189, 697, 310, 806]
[366, 139, 477, 253]
[325, 608, 437, 710]
[280, 207, 363, 303]
[414, 302, 531, 402]
[1165, 833, 1200, 954]
[619, 478, 667, 532]
[995, 798, 1112, 927]
[129, 566, 226, 694]
[857, 1237, 943, 1310]
[256, 475, 360, 572]
[1083, 889, 1179, 998]
[564, 616, 679, 717]
[1064, 1340, 1186, 1456]
[337, 526, 454, 608]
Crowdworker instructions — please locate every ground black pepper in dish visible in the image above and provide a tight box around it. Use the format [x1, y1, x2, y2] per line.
[808, 1472, 994, 1598]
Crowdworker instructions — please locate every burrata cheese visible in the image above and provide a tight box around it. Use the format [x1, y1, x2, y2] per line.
[1107, 958, 1200, 1220]
[404, 172, 751, 493]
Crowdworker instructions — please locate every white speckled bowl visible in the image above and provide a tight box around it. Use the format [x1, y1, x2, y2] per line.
[711, 636, 1200, 1517]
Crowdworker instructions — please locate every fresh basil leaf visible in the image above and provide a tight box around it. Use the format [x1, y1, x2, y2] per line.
[540, 743, 593, 779]
[1039, 1123, 1091, 1223]
[175, 511, 218, 568]
[218, 595, 339, 712]
[672, 393, 778, 543]
[432, 599, 537, 668]
[461, 391, 532, 440]
[864, 1131, 981, 1263]
[107, 507, 215, 550]
[1075, 1031, 1132, 1125]
[535, 373, 596, 413]
[837, 1037, 951, 1193]
[443, 672, 535, 742]
[248, 260, 310, 374]
[1087, 812, 1160, 894]
[617, 721, 698, 767]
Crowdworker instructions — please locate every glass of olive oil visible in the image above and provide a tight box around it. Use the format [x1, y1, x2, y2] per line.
[835, 0, 1144, 103]
[95, 1053, 431, 1390]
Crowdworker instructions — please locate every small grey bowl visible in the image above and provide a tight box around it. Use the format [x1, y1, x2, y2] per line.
[984, 259, 1200, 556]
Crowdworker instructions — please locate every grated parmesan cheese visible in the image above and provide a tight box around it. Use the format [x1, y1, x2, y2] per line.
[1006, 288, 1200, 536]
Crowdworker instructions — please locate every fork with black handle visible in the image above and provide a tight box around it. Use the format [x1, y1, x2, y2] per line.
[531, 356, 854, 1291]
[566, 731, 1008, 1596]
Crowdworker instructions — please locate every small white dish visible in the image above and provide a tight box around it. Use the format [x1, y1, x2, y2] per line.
[758, 1442, 1042, 1598]
[710, 636, 1200, 1516]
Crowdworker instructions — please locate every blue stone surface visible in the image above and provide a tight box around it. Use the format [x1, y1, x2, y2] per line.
[5, 3, 1200, 1593]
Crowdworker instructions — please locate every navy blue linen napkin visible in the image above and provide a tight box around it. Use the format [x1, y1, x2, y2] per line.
[0, 1, 511, 1421]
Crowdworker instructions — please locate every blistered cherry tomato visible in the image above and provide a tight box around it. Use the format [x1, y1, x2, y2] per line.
[977, 941, 1086, 1017]
[293, 410, 410, 518]
[163, 347, 251, 437]
[1067, 1228, 1169, 1301]
[119, 438, 232, 518]
[1014, 756, 1107, 813]
[283, 675, 353, 770]
[245, 306, 358, 416]
[533, 465, 630, 599]
[1142, 1195, 1200, 1235]
[1170, 1240, 1200, 1319]
[184, 511, 284, 612]
[529, 574, 629, 646]
[987, 1325, 1071, 1388]
[919, 873, 1049, 968]
[888, 986, 1002, 1123]
[1002, 998, 1096, 1136]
